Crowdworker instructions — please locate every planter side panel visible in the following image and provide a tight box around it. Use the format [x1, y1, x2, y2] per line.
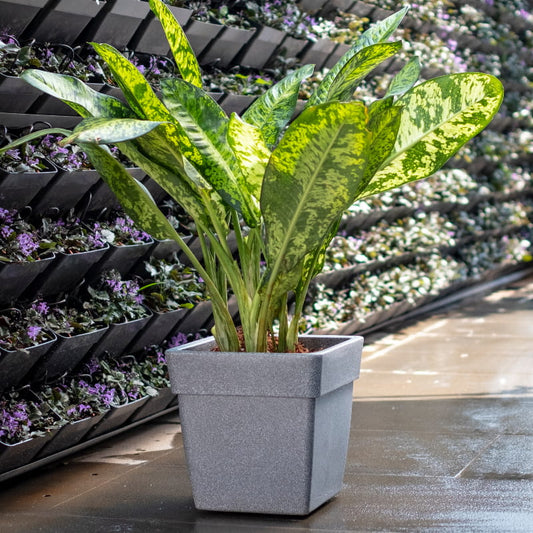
[179, 394, 314, 515]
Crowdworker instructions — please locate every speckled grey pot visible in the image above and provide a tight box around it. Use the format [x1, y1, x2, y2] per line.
[165, 334, 363, 515]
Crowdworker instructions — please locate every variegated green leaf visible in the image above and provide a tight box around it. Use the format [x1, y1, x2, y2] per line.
[61, 118, 165, 145]
[325, 41, 402, 102]
[262, 101, 371, 275]
[227, 113, 271, 199]
[308, 6, 408, 106]
[360, 72, 504, 199]
[20, 69, 133, 118]
[242, 64, 314, 148]
[91, 42, 169, 121]
[116, 139, 212, 226]
[385, 56, 421, 97]
[79, 141, 180, 241]
[0, 128, 72, 154]
[149, 0, 202, 88]
[160, 78, 259, 226]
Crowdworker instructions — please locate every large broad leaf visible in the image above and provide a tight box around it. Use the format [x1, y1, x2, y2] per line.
[324, 41, 402, 103]
[360, 72, 504, 199]
[242, 64, 314, 148]
[227, 113, 271, 200]
[79, 141, 180, 241]
[308, 6, 408, 106]
[385, 56, 421, 98]
[91, 43, 169, 121]
[261, 101, 371, 276]
[148, 0, 202, 88]
[20, 69, 133, 119]
[160, 78, 259, 226]
[61, 118, 165, 145]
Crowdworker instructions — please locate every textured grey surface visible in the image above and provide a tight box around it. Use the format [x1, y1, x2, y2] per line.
[169, 335, 362, 514]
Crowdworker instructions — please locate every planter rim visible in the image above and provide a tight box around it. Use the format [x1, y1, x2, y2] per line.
[166, 334, 362, 398]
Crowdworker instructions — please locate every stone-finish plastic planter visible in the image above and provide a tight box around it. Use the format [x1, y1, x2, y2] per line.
[165, 334, 363, 515]
[0, 75, 42, 113]
[300, 38, 338, 70]
[184, 20, 223, 59]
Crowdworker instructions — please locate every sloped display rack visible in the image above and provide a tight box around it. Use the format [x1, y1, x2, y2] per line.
[0, 0, 531, 479]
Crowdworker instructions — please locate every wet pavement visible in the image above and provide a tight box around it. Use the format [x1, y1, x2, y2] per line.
[1, 272, 532, 532]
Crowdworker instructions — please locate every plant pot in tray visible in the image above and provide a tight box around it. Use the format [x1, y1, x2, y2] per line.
[133, 7, 192, 56]
[0, 0, 49, 39]
[35, 412, 105, 459]
[0, 434, 54, 474]
[32, 245, 109, 299]
[238, 26, 285, 69]
[219, 94, 256, 115]
[30, 325, 109, 382]
[184, 20, 223, 59]
[85, 395, 150, 439]
[85, 0, 151, 51]
[299, 38, 338, 70]
[127, 307, 188, 354]
[24, 0, 105, 45]
[0, 74, 42, 113]
[128, 386, 176, 423]
[0, 255, 55, 306]
[91, 310, 153, 359]
[201, 26, 256, 68]
[94, 238, 154, 277]
[0, 163, 57, 211]
[32, 168, 100, 215]
[165, 334, 363, 515]
[0, 331, 56, 392]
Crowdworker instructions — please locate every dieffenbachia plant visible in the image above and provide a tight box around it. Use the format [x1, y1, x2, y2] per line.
[1, 0, 503, 352]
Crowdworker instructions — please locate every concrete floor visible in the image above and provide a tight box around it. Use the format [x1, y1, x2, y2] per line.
[1, 274, 532, 532]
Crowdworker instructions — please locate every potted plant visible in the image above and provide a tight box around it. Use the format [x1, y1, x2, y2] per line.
[0, 0, 503, 514]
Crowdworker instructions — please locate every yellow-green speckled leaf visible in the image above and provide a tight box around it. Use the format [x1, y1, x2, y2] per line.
[262, 101, 371, 274]
[227, 113, 271, 200]
[79, 141, 179, 241]
[385, 56, 421, 98]
[360, 72, 504, 199]
[20, 69, 133, 119]
[149, 0, 202, 88]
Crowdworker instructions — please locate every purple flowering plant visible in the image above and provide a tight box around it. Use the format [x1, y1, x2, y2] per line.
[0, 307, 54, 351]
[0, 390, 59, 444]
[89, 213, 152, 247]
[27, 299, 105, 337]
[0, 208, 48, 263]
[84, 269, 150, 325]
[37, 211, 108, 254]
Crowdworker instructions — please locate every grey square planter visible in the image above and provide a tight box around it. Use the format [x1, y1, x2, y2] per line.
[165, 334, 363, 515]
